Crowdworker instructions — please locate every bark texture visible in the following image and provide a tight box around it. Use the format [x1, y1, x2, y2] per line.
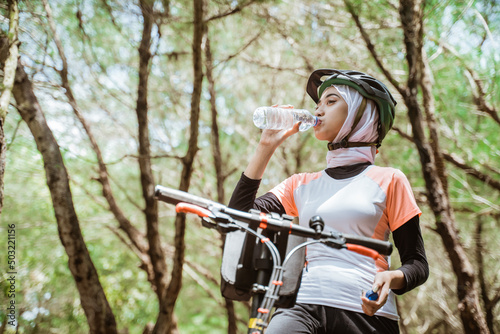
[204, 31, 238, 334]
[399, 1, 490, 333]
[0, 0, 19, 216]
[154, 0, 204, 332]
[134, 2, 171, 331]
[41, 0, 156, 291]
[137, 0, 169, 296]
[1, 38, 117, 334]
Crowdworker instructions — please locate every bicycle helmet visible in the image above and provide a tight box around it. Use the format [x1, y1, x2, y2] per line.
[306, 69, 396, 149]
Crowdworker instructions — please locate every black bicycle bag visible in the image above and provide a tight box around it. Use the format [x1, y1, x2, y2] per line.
[220, 215, 306, 308]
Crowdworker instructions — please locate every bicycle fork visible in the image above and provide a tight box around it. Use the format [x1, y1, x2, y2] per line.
[247, 236, 283, 334]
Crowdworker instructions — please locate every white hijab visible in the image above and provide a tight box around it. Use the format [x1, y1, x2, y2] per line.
[326, 85, 379, 168]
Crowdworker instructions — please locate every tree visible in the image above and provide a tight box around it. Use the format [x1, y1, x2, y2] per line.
[397, 0, 488, 331]
[1, 0, 498, 332]
[345, 0, 498, 332]
[0, 0, 19, 215]
[151, 0, 204, 331]
[0, 37, 118, 334]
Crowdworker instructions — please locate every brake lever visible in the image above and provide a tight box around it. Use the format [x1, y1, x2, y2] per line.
[202, 209, 242, 234]
[214, 213, 242, 234]
[201, 217, 217, 229]
[321, 236, 346, 249]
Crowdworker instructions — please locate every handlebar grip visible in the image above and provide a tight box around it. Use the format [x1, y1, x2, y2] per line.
[344, 244, 388, 271]
[343, 234, 393, 256]
[345, 244, 379, 259]
[176, 203, 213, 217]
[155, 185, 221, 210]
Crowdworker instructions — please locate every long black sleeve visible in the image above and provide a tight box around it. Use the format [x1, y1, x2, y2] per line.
[391, 215, 429, 295]
[228, 173, 286, 214]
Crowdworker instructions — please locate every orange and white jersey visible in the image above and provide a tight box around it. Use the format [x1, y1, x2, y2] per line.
[270, 165, 421, 320]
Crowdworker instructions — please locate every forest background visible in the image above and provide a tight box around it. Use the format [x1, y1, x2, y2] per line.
[0, 0, 499, 333]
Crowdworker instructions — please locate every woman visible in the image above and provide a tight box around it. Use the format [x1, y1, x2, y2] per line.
[228, 69, 429, 333]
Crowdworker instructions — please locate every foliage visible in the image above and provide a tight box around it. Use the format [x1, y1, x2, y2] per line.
[0, 0, 498, 333]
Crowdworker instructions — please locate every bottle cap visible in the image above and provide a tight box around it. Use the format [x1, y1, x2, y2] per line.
[365, 289, 379, 301]
[313, 116, 319, 127]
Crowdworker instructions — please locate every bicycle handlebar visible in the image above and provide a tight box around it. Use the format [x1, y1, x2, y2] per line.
[155, 185, 393, 256]
[155, 185, 223, 209]
[157, 184, 394, 332]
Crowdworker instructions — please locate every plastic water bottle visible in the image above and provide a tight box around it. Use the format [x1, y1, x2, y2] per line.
[253, 107, 318, 131]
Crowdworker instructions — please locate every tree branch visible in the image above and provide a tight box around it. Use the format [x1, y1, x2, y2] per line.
[42, 0, 151, 264]
[107, 225, 155, 286]
[205, 34, 224, 203]
[443, 153, 500, 192]
[344, 0, 406, 98]
[3, 37, 118, 334]
[437, 40, 499, 126]
[474, 217, 496, 334]
[204, 28, 238, 334]
[204, 0, 258, 23]
[467, 70, 500, 126]
[217, 30, 263, 69]
[393, 126, 500, 192]
[418, 47, 448, 193]
[135, 0, 170, 308]
[157, 0, 205, 332]
[241, 55, 304, 75]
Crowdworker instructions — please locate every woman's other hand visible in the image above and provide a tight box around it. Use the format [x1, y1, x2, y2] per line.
[361, 270, 405, 316]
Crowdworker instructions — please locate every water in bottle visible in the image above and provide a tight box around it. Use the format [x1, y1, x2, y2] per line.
[253, 107, 318, 131]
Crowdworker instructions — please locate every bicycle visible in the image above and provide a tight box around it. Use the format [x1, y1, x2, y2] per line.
[155, 185, 393, 334]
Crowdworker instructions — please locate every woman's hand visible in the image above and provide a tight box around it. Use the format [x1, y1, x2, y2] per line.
[361, 270, 405, 316]
[244, 104, 300, 180]
[257, 123, 301, 149]
[257, 105, 300, 150]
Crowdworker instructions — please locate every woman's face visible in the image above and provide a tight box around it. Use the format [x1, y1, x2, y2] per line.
[313, 86, 349, 142]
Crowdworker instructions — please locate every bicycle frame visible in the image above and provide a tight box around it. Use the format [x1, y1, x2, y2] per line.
[155, 185, 393, 334]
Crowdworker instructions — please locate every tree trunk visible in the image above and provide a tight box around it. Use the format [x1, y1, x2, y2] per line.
[418, 48, 448, 194]
[0, 0, 19, 216]
[475, 216, 500, 334]
[398, 1, 490, 333]
[205, 36, 225, 203]
[41, 0, 153, 280]
[154, 0, 204, 332]
[204, 30, 238, 334]
[135, 0, 170, 320]
[0, 122, 5, 215]
[2, 40, 117, 334]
